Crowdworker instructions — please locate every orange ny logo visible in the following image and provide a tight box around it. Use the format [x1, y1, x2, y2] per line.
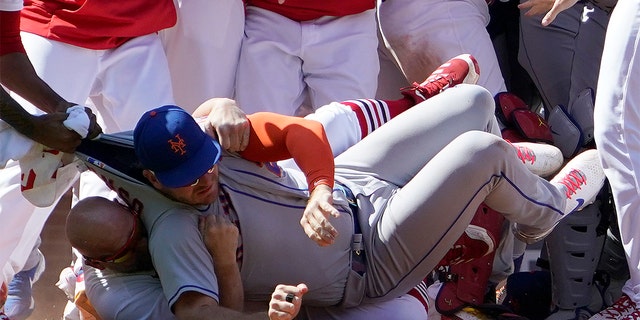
[168, 134, 187, 155]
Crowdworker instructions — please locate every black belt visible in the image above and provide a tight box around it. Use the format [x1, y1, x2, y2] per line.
[335, 182, 366, 276]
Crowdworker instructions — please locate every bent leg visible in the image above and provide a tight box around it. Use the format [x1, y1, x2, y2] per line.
[364, 132, 565, 301]
[336, 84, 498, 186]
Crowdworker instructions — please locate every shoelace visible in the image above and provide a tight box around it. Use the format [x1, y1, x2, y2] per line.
[557, 169, 587, 199]
[514, 145, 536, 165]
[415, 75, 454, 96]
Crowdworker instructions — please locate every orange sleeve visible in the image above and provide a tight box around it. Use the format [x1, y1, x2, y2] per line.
[240, 112, 334, 191]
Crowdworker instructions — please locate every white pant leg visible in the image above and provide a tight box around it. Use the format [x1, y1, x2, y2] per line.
[15, 32, 99, 113]
[0, 163, 58, 285]
[375, 39, 409, 100]
[236, 7, 379, 115]
[1, 32, 174, 284]
[593, 0, 640, 303]
[305, 102, 362, 156]
[302, 9, 379, 108]
[160, 0, 244, 112]
[235, 7, 306, 115]
[78, 33, 175, 202]
[89, 33, 174, 133]
[278, 101, 363, 170]
[378, 0, 506, 96]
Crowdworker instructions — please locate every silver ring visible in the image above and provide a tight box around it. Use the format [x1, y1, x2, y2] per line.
[285, 293, 295, 303]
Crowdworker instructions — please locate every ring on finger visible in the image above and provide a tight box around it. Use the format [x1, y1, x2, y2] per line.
[285, 293, 295, 303]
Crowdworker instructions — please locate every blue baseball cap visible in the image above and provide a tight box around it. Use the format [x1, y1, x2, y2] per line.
[133, 105, 221, 188]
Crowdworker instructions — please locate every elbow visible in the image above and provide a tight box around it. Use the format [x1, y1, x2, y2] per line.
[173, 291, 219, 319]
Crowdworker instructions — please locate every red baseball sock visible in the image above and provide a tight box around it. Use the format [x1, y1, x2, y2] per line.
[340, 97, 414, 139]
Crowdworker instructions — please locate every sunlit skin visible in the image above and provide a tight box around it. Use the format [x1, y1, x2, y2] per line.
[143, 165, 220, 206]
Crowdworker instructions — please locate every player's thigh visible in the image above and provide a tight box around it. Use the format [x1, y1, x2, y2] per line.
[93, 33, 175, 133]
[304, 102, 362, 156]
[160, 0, 244, 110]
[518, 5, 580, 109]
[568, 5, 609, 104]
[235, 6, 305, 115]
[335, 84, 495, 186]
[303, 10, 379, 108]
[16, 32, 97, 114]
[379, 0, 505, 95]
[365, 134, 499, 299]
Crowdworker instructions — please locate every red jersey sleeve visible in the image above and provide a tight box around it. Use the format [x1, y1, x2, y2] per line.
[0, 11, 26, 55]
[240, 112, 334, 191]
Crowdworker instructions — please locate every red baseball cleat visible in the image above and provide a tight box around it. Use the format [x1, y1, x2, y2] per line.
[401, 54, 480, 104]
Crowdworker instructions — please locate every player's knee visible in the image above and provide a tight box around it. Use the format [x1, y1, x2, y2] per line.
[456, 131, 504, 155]
[453, 84, 495, 123]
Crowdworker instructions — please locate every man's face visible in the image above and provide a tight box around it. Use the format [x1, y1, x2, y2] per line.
[158, 165, 220, 206]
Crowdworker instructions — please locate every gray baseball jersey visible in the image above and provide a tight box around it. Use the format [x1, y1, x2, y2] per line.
[79, 84, 570, 310]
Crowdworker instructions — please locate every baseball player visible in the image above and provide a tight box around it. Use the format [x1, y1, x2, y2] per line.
[234, 0, 379, 116]
[591, 0, 640, 318]
[74, 78, 603, 320]
[73, 54, 480, 319]
[0, 0, 177, 314]
[70, 196, 428, 320]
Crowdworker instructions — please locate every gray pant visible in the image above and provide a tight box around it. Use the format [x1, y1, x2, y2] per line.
[335, 84, 567, 303]
[519, 2, 609, 111]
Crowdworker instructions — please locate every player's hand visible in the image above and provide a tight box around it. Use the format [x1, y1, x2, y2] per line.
[268, 284, 308, 320]
[518, 0, 578, 25]
[196, 98, 250, 152]
[53, 102, 102, 140]
[82, 106, 102, 140]
[300, 185, 340, 247]
[199, 214, 239, 266]
[30, 112, 83, 153]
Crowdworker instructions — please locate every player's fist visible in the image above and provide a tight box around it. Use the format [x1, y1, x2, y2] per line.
[199, 214, 239, 265]
[193, 98, 250, 152]
[269, 284, 308, 320]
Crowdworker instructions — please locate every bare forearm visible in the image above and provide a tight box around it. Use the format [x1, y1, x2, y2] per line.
[0, 87, 37, 135]
[174, 292, 267, 320]
[0, 53, 72, 114]
[214, 262, 244, 311]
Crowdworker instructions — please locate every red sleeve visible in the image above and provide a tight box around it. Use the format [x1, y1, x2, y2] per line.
[240, 112, 334, 191]
[0, 11, 26, 56]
